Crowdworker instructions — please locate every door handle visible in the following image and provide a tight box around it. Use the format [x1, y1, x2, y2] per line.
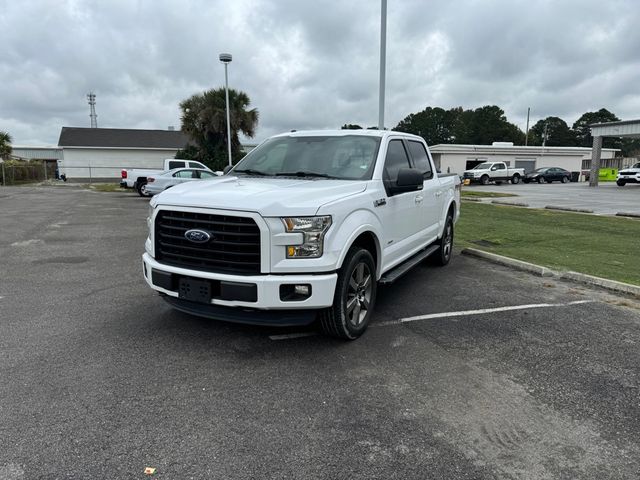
[415, 195, 424, 204]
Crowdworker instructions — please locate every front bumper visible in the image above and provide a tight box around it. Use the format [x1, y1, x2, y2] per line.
[618, 176, 640, 183]
[143, 252, 338, 313]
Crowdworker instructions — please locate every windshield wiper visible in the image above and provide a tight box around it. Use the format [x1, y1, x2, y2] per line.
[233, 168, 269, 176]
[275, 171, 339, 179]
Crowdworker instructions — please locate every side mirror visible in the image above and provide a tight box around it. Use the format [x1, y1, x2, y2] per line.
[490, 166, 498, 171]
[223, 165, 233, 175]
[389, 168, 423, 195]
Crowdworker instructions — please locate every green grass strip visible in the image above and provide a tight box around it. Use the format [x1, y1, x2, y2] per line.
[456, 202, 640, 285]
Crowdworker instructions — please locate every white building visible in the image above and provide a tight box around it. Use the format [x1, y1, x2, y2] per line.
[429, 142, 619, 177]
[58, 127, 190, 180]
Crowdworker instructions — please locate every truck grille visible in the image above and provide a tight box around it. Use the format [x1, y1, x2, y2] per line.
[463, 172, 475, 179]
[155, 210, 261, 275]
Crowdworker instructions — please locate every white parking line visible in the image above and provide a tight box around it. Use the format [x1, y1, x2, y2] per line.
[268, 300, 595, 340]
[375, 300, 594, 327]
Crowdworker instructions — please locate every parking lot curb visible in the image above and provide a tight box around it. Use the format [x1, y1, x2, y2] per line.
[491, 200, 530, 207]
[545, 205, 594, 214]
[616, 212, 640, 219]
[559, 271, 640, 297]
[462, 248, 640, 297]
[461, 248, 556, 277]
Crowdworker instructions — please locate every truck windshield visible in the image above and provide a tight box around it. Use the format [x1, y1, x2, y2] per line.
[473, 163, 492, 169]
[232, 135, 381, 180]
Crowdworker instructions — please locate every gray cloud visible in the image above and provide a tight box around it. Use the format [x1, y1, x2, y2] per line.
[1, 0, 639, 145]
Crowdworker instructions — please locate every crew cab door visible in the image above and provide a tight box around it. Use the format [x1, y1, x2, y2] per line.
[379, 139, 425, 268]
[491, 162, 507, 179]
[406, 139, 441, 242]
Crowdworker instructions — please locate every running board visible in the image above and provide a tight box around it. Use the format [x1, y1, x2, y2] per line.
[379, 244, 440, 285]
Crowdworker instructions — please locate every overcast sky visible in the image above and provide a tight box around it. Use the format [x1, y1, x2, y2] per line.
[1, 0, 639, 145]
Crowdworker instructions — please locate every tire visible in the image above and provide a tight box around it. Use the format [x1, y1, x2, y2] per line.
[480, 175, 490, 185]
[617, 180, 626, 187]
[537, 177, 545, 184]
[523, 179, 530, 184]
[561, 176, 569, 183]
[433, 214, 454, 266]
[136, 181, 148, 197]
[511, 174, 520, 184]
[319, 247, 377, 340]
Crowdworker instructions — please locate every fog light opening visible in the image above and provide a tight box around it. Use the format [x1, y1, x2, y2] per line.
[280, 284, 312, 302]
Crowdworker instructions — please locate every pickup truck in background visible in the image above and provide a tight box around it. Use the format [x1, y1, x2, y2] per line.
[143, 130, 460, 340]
[462, 161, 524, 185]
[120, 158, 212, 196]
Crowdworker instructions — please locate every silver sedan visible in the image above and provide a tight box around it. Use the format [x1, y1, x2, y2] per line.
[145, 168, 219, 195]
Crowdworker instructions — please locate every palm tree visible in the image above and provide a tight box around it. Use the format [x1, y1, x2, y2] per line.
[0, 131, 12, 159]
[180, 88, 259, 168]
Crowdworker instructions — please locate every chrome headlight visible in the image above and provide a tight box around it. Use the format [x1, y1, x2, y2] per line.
[281, 216, 332, 258]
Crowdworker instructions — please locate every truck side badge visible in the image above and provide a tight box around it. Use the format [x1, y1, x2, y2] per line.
[374, 198, 386, 207]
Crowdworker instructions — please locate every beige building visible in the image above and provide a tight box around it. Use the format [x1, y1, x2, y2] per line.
[429, 142, 618, 177]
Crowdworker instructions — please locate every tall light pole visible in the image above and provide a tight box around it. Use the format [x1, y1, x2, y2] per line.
[378, 0, 387, 130]
[219, 53, 233, 167]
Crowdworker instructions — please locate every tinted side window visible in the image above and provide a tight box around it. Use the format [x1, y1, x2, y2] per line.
[174, 170, 193, 178]
[188, 162, 203, 169]
[199, 171, 216, 179]
[383, 140, 411, 182]
[495, 163, 506, 170]
[168, 161, 184, 170]
[407, 141, 433, 178]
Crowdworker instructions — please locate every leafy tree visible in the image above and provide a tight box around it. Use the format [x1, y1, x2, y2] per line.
[455, 105, 525, 145]
[180, 88, 258, 169]
[341, 124, 363, 130]
[0, 131, 12, 159]
[572, 108, 620, 149]
[174, 144, 199, 160]
[394, 105, 524, 146]
[394, 107, 455, 145]
[528, 117, 577, 146]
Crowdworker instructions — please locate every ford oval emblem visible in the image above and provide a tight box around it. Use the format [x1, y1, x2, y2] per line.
[184, 229, 212, 243]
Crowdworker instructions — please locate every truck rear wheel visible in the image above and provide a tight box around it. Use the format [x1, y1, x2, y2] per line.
[511, 174, 520, 184]
[481, 175, 490, 185]
[319, 247, 376, 340]
[137, 181, 149, 197]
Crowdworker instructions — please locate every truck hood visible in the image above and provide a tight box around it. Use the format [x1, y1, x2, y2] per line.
[153, 175, 367, 216]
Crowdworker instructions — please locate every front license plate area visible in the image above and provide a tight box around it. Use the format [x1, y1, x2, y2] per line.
[178, 277, 211, 304]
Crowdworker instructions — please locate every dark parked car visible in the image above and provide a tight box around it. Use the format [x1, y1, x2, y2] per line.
[523, 167, 571, 184]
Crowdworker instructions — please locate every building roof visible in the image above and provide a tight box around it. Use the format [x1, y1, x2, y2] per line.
[58, 127, 190, 149]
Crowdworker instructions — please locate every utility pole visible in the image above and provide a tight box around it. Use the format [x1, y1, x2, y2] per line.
[542, 122, 548, 147]
[525, 107, 530, 146]
[378, 0, 387, 130]
[219, 53, 233, 167]
[87, 92, 98, 128]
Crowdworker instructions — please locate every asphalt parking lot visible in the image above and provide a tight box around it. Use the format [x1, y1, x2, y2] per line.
[467, 181, 640, 215]
[1, 186, 640, 479]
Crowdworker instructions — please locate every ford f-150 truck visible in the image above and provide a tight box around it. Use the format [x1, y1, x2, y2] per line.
[121, 158, 212, 196]
[462, 161, 524, 185]
[143, 130, 460, 339]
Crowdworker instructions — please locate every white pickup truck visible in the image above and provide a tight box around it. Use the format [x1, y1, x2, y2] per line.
[143, 130, 460, 339]
[463, 161, 524, 185]
[120, 158, 211, 196]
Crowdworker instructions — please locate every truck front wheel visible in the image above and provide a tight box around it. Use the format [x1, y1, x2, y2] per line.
[433, 214, 454, 266]
[481, 175, 490, 185]
[319, 247, 377, 340]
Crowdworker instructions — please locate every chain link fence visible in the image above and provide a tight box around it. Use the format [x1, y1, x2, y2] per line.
[0, 161, 57, 186]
